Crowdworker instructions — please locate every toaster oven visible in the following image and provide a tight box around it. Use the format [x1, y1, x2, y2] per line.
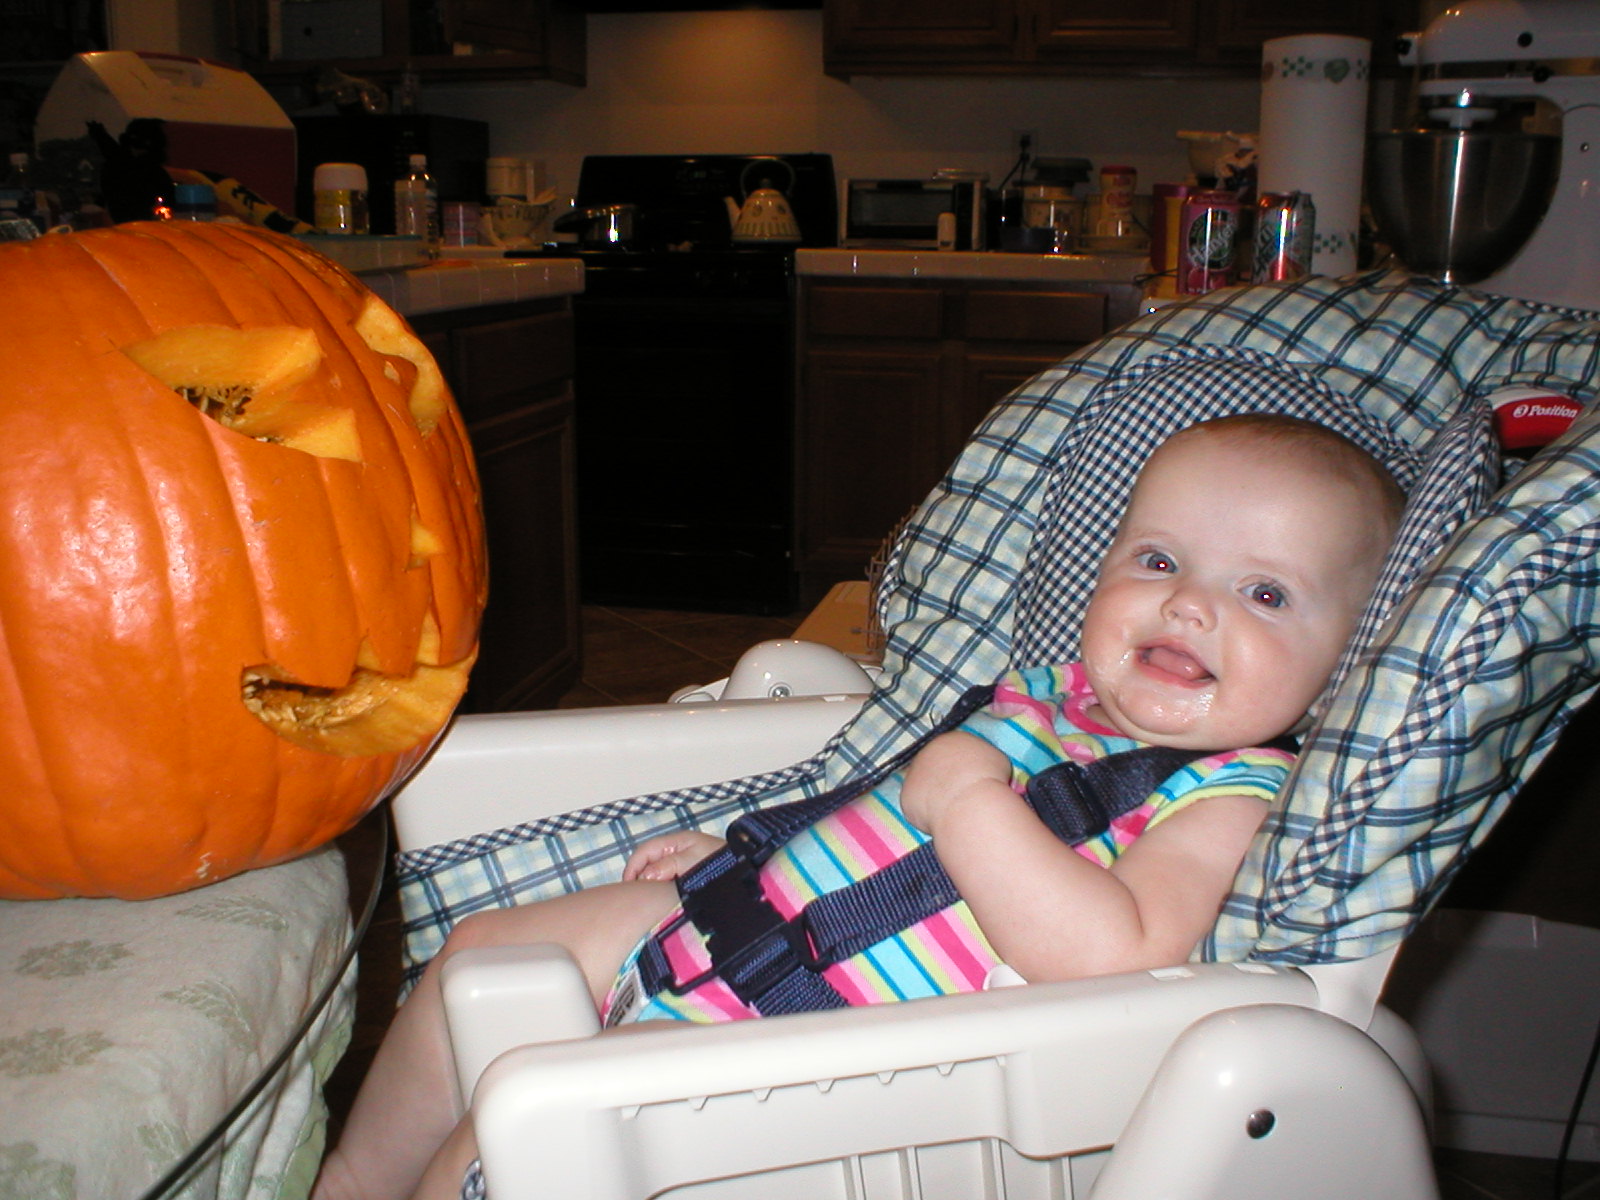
[842, 177, 986, 250]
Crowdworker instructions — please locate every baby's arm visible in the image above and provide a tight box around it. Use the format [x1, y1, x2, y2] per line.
[899, 729, 1018, 833]
[906, 731, 1268, 982]
[623, 830, 727, 882]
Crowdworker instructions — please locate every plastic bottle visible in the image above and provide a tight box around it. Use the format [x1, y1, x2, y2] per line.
[1, 152, 38, 231]
[171, 182, 217, 221]
[393, 153, 439, 246]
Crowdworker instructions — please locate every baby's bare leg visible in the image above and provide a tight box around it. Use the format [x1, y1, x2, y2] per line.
[314, 879, 679, 1200]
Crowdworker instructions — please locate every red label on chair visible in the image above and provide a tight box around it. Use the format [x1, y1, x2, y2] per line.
[1491, 388, 1585, 451]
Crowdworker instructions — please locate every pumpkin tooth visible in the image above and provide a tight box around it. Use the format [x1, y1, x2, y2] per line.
[241, 655, 474, 757]
[409, 516, 443, 567]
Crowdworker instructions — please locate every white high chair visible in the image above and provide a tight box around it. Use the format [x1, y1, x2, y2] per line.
[389, 272, 1600, 1200]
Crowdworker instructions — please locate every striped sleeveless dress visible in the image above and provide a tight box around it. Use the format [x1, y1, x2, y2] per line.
[605, 662, 1293, 1024]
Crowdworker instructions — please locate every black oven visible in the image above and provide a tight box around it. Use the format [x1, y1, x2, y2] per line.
[514, 154, 835, 614]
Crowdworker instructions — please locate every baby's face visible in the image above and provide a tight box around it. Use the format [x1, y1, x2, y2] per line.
[1079, 432, 1389, 750]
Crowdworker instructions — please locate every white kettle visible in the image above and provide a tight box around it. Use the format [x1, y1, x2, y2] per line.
[725, 158, 801, 243]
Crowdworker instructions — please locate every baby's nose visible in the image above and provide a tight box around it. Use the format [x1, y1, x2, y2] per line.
[1162, 581, 1218, 628]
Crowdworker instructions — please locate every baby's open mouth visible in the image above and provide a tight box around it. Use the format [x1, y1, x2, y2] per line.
[1138, 643, 1215, 685]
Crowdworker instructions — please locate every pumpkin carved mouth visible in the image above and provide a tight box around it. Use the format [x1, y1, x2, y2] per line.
[241, 654, 474, 757]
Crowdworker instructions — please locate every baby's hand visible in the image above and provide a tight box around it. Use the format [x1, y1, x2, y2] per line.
[622, 831, 727, 882]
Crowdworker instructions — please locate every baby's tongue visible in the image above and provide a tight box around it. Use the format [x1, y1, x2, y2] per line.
[1145, 644, 1210, 681]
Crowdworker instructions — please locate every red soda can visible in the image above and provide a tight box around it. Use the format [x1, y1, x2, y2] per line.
[1252, 191, 1316, 282]
[1177, 190, 1240, 294]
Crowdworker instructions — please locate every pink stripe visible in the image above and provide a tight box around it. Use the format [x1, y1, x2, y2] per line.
[822, 963, 878, 1006]
[688, 979, 759, 1022]
[914, 910, 996, 989]
[993, 685, 1058, 730]
[821, 907, 999, 1005]
[830, 802, 913, 869]
[761, 861, 808, 920]
[762, 800, 915, 922]
[658, 923, 759, 1021]
[661, 922, 709, 980]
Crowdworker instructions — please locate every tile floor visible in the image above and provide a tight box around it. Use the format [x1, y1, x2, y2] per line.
[325, 605, 1594, 1200]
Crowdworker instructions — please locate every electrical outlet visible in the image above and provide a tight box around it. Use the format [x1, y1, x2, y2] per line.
[1013, 129, 1038, 159]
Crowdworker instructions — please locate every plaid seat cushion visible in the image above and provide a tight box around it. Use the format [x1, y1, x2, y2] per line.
[396, 270, 1600, 983]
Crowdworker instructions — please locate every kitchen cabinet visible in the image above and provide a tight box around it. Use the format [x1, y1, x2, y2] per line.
[232, 0, 585, 84]
[797, 278, 1107, 596]
[823, 0, 1417, 76]
[414, 297, 581, 712]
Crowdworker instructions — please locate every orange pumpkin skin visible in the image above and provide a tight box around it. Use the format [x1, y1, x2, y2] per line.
[0, 222, 486, 899]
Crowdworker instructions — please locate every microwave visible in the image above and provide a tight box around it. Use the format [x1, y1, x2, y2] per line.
[843, 178, 987, 250]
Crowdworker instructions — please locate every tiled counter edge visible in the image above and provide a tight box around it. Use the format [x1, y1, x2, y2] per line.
[359, 258, 585, 318]
[795, 249, 1148, 328]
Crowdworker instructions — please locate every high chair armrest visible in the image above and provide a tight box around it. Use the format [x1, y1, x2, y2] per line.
[393, 693, 868, 851]
[440, 944, 600, 1114]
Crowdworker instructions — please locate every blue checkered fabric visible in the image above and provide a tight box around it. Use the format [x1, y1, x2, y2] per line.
[396, 270, 1600, 985]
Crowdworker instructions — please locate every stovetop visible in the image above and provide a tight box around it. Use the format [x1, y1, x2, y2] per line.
[559, 153, 838, 253]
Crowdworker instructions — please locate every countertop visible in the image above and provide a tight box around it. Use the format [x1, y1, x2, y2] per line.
[356, 248, 1149, 318]
[357, 256, 584, 318]
[795, 247, 1149, 284]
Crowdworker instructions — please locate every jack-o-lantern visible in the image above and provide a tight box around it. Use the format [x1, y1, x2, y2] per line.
[0, 222, 486, 899]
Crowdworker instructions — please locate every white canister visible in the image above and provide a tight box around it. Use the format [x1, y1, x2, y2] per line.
[313, 162, 369, 234]
[485, 156, 528, 201]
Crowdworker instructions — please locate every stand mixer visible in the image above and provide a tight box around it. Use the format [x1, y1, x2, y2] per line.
[1367, 0, 1600, 312]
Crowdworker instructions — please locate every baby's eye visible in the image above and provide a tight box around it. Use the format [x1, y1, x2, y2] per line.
[1137, 550, 1177, 573]
[1249, 583, 1287, 608]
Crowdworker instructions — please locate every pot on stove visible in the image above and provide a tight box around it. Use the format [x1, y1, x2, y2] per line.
[552, 202, 640, 247]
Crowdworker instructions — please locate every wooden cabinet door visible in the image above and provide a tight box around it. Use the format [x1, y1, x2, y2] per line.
[957, 287, 1104, 436]
[1209, 0, 1416, 67]
[1031, 0, 1195, 58]
[236, 0, 584, 82]
[801, 346, 947, 585]
[960, 352, 1068, 437]
[464, 396, 579, 713]
[431, 304, 580, 712]
[823, 0, 1413, 74]
[826, 0, 1025, 64]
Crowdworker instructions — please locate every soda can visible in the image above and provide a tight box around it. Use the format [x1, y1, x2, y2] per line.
[1252, 191, 1316, 283]
[1177, 190, 1241, 294]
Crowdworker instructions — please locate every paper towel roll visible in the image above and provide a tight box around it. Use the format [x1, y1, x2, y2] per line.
[1259, 34, 1371, 277]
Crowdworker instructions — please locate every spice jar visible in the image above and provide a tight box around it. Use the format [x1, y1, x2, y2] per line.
[313, 162, 369, 234]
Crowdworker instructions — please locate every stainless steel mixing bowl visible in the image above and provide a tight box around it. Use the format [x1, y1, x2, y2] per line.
[1367, 129, 1560, 284]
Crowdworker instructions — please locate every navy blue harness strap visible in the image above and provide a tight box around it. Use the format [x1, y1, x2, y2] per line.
[642, 684, 1000, 1015]
[716, 683, 999, 865]
[1027, 745, 1214, 843]
[641, 684, 1296, 1018]
[1024, 733, 1296, 843]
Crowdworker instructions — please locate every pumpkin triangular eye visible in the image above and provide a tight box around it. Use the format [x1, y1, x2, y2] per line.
[123, 324, 363, 462]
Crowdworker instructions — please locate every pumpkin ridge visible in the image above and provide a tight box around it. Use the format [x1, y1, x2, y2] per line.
[0, 223, 485, 898]
[141, 228, 437, 680]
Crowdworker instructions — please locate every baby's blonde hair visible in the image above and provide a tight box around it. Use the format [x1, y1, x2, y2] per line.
[1162, 413, 1408, 539]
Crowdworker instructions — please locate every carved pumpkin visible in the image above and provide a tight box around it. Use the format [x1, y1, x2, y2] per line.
[0, 222, 486, 899]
